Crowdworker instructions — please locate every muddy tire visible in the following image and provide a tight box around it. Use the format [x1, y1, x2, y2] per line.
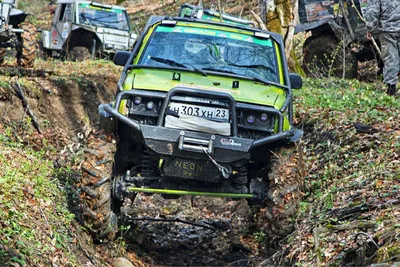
[37, 40, 52, 60]
[259, 143, 305, 236]
[20, 22, 38, 40]
[0, 48, 5, 65]
[79, 132, 118, 243]
[17, 23, 37, 68]
[68, 46, 91, 61]
[303, 35, 357, 79]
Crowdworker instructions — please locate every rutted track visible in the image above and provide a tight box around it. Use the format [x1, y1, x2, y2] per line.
[0, 61, 271, 266]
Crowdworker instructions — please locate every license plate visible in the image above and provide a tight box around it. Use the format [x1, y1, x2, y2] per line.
[169, 103, 229, 120]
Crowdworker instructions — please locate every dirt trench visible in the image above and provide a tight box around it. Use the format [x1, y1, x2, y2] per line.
[0, 66, 116, 139]
[0, 64, 274, 266]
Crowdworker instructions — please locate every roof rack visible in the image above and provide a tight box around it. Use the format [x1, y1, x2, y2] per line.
[178, 3, 256, 28]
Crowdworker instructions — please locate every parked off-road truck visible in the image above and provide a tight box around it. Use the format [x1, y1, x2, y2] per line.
[179, 3, 256, 27]
[0, 0, 36, 67]
[296, 0, 379, 78]
[79, 16, 305, 242]
[41, 0, 137, 60]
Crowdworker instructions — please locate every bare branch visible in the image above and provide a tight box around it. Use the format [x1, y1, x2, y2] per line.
[284, 0, 299, 61]
[217, 0, 223, 22]
[12, 79, 42, 134]
[251, 10, 267, 30]
[126, 216, 221, 231]
[355, 231, 379, 249]
[350, 0, 381, 56]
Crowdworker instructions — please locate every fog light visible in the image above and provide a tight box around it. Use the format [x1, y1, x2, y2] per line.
[146, 101, 155, 110]
[260, 113, 268, 122]
[134, 97, 141, 105]
[246, 115, 255, 124]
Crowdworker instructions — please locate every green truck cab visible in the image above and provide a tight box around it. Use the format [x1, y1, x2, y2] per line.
[80, 16, 304, 242]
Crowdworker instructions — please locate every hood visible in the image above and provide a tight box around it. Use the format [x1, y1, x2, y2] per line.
[123, 68, 286, 109]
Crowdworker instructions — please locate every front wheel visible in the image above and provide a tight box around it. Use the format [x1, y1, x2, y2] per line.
[252, 143, 305, 236]
[16, 23, 37, 68]
[0, 48, 6, 65]
[303, 35, 358, 79]
[68, 46, 91, 61]
[79, 132, 118, 243]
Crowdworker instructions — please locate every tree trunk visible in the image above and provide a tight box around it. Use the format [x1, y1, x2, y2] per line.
[260, 0, 304, 75]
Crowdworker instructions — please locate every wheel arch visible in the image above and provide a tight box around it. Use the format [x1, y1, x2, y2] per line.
[64, 28, 101, 51]
[9, 9, 29, 28]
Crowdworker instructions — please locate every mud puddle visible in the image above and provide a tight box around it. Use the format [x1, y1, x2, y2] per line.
[120, 194, 262, 266]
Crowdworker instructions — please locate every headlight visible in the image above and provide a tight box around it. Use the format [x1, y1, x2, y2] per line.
[128, 97, 159, 117]
[246, 115, 256, 124]
[260, 113, 268, 122]
[130, 33, 137, 39]
[96, 27, 104, 33]
[146, 101, 155, 110]
[134, 97, 142, 105]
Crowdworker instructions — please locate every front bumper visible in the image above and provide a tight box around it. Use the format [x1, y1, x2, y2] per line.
[101, 87, 300, 161]
[103, 43, 129, 53]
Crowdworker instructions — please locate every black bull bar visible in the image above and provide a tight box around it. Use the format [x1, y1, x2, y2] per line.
[101, 87, 300, 156]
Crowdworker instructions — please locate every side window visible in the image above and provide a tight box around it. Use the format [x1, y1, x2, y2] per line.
[58, 4, 72, 21]
[58, 4, 66, 21]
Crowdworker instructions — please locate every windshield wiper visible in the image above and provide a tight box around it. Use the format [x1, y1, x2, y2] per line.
[226, 63, 277, 75]
[80, 13, 92, 26]
[89, 13, 116, 22]
[249, 75, 273, 85]
[202, 67, 279, 87]
[201, 67, 240, 76]
[149, 56, 207, 76]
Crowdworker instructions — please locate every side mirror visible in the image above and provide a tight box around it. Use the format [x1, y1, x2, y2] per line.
[289, 73, 302, 89]
[113, 51, 131, 66]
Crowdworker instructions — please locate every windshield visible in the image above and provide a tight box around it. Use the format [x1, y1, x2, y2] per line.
[139, 25, 279, 83]
[298, 0, 336, 23]
[78, 3, 130, 31]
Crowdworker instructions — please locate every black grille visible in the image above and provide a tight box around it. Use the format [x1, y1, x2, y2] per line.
[163, 157, 221, 182]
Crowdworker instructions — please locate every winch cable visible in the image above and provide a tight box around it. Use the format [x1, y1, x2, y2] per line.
[200, 146, 230, 178]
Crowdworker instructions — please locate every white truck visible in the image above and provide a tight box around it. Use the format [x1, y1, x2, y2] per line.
[41, 0, 137, 60]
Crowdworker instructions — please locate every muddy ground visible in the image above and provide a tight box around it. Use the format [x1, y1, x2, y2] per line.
[0, 61, 274, 266]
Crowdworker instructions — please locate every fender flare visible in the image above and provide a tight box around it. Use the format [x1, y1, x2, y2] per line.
[9, 9, 31, 27]
[64, 27, 101, 51]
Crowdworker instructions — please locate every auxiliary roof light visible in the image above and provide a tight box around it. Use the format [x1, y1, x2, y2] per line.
[254, 32, 270, 39]
[161, 20, 177, 26]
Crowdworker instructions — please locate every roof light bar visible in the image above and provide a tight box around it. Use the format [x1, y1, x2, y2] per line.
[161, 20, 177, 26]
[254, 32, 271, 39]
[90, 2, 112, 9]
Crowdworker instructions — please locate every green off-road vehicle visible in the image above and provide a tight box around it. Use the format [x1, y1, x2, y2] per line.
[79, 15, 304, 242]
